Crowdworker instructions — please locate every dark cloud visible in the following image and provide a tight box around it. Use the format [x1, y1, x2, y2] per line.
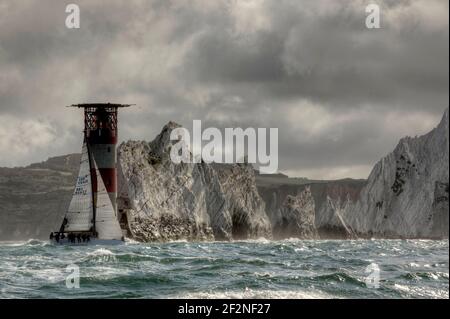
[0, 0, 448, 178]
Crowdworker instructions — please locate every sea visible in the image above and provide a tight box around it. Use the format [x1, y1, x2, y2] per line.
[0, 239, 448, 299]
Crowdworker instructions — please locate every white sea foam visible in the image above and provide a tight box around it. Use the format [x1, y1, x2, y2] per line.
[394, 283, 448, 298]
[84, 248, 117, 263]
[124, 238, 140, 245]
[232, 237, 271, 244]
[173, 288, 336, 299]
[89, 248, 115, 256]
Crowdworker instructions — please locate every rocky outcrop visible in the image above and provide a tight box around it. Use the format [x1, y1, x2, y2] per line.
[1, 109, 447, 241]
[315, 195, 358, 239]
[340, 108, 449, 239]
[272, 187, 318, 239]
[255, 109, 449, 239]
[212, 164, 272, 239]
[256, 179, 365, 238]
[117, 122, 271, 242]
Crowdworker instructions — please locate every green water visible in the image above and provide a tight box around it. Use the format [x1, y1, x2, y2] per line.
[0, 239, 448, 299]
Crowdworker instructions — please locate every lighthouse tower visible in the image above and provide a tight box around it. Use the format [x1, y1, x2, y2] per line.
[69, 103, 132, 215]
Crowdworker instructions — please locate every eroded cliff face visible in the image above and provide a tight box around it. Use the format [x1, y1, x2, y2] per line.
[257, 179, 365, 238]
[256, 109, 449, 239]
[1, 110, 447, 241]
[315, 195, 357, 239]
[272, 187, 318, 239]
[212, 164, 272, 239]
[117, 122, 271, 242]
[340, 108, 449, 239]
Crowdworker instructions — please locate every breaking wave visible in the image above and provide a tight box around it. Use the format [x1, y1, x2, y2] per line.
[0, 239, 448, 299]
[174, 289, 335, 299]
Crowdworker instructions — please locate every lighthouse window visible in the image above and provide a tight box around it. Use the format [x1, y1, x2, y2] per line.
[108, 147, 111, 153]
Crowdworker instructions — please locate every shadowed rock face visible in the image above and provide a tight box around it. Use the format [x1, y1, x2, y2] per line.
[0, 154, 79, 241]
[273, 187, 318, 239]
[117, 122, 271, 242]
[212, 164, 272, 240]
[256, 178, 365, 238]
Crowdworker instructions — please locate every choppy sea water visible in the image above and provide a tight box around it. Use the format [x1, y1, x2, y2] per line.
[0, 239, 448, 299]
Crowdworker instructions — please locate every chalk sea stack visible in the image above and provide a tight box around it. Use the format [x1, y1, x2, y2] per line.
[117, 122, 272, 242]
[0, 109, 448, 241]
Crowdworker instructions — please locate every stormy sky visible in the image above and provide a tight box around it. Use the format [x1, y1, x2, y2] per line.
[0, 0, 448, 179]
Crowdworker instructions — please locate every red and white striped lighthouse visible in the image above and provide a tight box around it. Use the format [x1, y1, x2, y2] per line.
[69, 103, 132, 216]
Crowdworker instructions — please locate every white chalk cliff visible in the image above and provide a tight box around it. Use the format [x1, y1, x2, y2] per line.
[116, 109, 449, 241]
[0, 110, 447, 241]
[339, 108, 449, 238]
[117, 122, 271, 242]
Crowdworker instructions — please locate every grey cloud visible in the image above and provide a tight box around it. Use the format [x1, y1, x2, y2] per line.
[182, 0, 448, 110]
[0, 0, 448, 178]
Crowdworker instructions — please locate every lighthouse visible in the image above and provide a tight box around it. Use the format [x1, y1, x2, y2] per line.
[68, 103, 132, 215]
